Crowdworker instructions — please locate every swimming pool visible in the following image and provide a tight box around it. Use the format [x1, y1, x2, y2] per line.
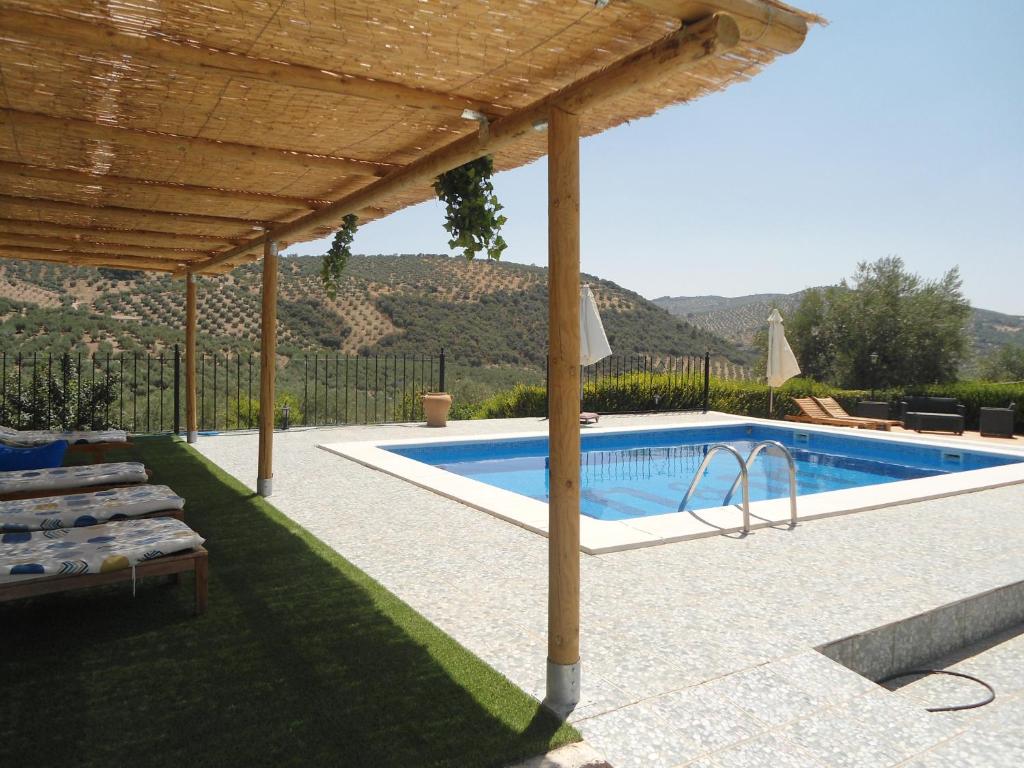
[321, 418, 1024, 553]
[386, 424, 1020, 521]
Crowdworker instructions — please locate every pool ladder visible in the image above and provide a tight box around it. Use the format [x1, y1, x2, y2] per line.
[677, 440, 798, 534]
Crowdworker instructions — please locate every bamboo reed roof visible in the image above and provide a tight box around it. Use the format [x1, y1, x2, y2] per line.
[0, 0, 821, 275]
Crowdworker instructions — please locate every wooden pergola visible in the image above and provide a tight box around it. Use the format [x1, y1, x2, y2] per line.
[0, 0, 818, 714]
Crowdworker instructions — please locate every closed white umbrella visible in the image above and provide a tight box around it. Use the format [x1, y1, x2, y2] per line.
[766, 308, 800, 413]
[580, 284, 612, 366]
[579, 285, 611, 422]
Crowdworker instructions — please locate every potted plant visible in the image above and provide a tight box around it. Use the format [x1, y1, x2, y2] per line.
[421, 391, 453, 427]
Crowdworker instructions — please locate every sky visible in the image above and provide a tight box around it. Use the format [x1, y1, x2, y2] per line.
[286, 1, 1024, 315]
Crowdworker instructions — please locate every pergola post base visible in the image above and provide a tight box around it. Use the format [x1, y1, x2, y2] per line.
[542, 659, 580, 719]
[187, 431, 198, 444]
[257, 477, 272, 497]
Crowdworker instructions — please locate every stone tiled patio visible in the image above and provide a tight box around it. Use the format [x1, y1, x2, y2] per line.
[193, 413, 1024, 767]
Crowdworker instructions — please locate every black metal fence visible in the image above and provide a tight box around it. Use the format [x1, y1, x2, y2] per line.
[0, 349, 445, 434]
[1, 348, 744, 433]
[549, 353, 716, 412]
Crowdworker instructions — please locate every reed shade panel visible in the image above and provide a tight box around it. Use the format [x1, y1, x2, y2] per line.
[0, 0, 821, 274]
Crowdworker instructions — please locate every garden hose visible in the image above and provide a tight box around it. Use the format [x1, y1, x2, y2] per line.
[878, 669, 995, 712]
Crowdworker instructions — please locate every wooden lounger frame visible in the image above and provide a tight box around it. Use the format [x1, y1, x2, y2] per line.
[0, 546, 208, 615]
[785, 397, 882, 430]
[813, 396, 901, 429]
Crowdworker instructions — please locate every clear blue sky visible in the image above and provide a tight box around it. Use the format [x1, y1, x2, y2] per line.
[288, 1, 1024, 315]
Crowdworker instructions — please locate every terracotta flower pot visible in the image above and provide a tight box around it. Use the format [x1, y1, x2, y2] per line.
[421, 392, 453, 427]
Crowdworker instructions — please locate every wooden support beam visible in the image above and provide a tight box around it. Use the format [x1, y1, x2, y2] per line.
[0, 194, 260, 235]
[185, 273, 198, 444]
[544, 106, 581, 716]
[191, 13, 741, 273]
[0, 233, 203, 260]
[0, 8, 510, 119]
[257, 240, 278, 497]
[0, 162, 324, 211]
[626, 0, 809, 53]
[0, 245, 188, 272]
[0, 218, 235, 250]
[1, 109, 396, 179]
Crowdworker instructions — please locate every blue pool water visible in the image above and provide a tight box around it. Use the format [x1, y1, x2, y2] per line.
[386, 424, 1024, 521]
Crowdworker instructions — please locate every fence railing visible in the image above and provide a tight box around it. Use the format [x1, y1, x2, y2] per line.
[1, 348, 745, 433]
[548, 353, 718, 413]
[0, 349, 445, 434]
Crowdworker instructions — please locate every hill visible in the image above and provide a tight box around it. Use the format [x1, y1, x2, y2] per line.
[0, 254, 753, 374]
[653, 291, 1024, 373]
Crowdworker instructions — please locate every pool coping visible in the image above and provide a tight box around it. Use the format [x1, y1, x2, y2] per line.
[318, 415, 1024, 554]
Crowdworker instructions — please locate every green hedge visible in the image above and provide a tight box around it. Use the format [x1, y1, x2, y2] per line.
[460, 374, 1022, 433]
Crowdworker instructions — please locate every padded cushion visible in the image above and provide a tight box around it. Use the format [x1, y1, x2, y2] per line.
[0, 517, 203, 583]
[0, 462, 147, 495]
[0, 484, 183, 532]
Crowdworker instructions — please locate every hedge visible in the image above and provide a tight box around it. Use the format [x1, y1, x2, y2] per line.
[461, 375, 1022, 434]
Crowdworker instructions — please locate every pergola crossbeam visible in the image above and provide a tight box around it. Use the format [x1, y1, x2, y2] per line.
[0, 194, 264, 230]
[0, 109, 397, 178]
[0, 8, 510, 119]
[0, 233, 203, 261]
[190, 13, 743, 273]
[627, 0, 811, 53]
[0, 219, 234, 250]
[0, 245, 191, 272]
[0, 162, 324, 211]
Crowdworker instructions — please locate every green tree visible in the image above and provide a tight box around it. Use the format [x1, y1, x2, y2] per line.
[980, 345, 1024, 382]
[788, 257, 970, 388]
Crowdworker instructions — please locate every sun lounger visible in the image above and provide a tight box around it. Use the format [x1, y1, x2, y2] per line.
[0, 426, 128, 446]
[784, 397, 880, 429]
[580, 412, 600, 425]
[1, 485, 184, 532]
[0, 462, 149, 501]
[813, 396, 899, 430]
[0, 517, 207, 615]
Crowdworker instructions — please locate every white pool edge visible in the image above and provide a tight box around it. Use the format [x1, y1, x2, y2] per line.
[318, 415, 1024, 554]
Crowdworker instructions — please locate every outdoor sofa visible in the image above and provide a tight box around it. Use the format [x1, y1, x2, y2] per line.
[900, 396, 965, 435]
[0, 516, 207, 615]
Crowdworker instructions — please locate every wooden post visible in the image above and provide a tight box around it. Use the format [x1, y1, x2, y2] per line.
[257, 240, 278, 496]
[185, 272, 198, 443]
[544, 105, 581, 717]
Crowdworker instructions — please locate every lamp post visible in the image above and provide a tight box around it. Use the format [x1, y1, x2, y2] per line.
[869, 352, 879, 400]
[281, 403, 291, 430]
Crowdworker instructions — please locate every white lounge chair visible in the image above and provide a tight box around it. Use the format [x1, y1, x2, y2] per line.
[0, 517, 207, 614]
[0, 462, 149, 500]
[1, 485, 184, 532]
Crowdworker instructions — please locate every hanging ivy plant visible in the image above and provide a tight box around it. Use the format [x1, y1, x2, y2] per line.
[433, 155, 507, 261]
[320, 213, 358, 298]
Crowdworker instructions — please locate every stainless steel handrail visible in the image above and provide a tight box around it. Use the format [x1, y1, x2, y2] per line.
[723, 440, 798, 527]
[677, 444, 750, 533]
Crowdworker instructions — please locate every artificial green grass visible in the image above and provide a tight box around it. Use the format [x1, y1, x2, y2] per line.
[2, 436, 579, 767]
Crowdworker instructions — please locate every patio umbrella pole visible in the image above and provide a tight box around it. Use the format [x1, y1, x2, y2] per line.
[544, 105, 581, 718]
[257, 239, 278, 497]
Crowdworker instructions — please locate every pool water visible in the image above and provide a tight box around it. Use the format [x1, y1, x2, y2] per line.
[386, 424, 1024, 521]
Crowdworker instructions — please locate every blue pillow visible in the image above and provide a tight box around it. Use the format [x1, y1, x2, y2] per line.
[0, 440, 69, 471]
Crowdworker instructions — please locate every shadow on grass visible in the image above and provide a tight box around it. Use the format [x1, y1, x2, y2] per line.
[2, 437, 577, 768]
